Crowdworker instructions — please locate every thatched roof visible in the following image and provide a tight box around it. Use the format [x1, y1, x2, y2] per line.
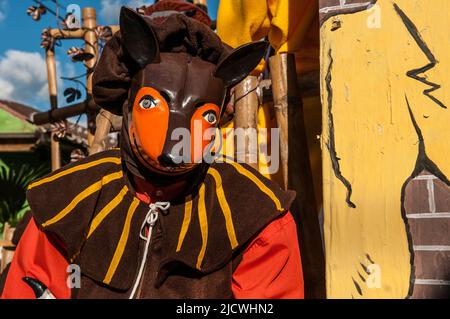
[0, 99, 88, 151]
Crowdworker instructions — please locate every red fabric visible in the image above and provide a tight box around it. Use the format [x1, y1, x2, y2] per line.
[232, 211, 304, 299]
[125, 187, 305, 299]
[1, 218, 70, 299]
[2, 188, 304, 299]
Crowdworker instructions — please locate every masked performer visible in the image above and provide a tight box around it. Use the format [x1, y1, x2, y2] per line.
[1, 6, 303, 299]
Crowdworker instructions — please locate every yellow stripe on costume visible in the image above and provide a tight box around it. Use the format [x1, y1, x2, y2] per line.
[28, 157, 122, 190]
[87, 185, 129, 238]
[176, 195, 193, 252]
[103, 197, 140, 284]
[42, 171, 123, 227]
[196, 184, 208, 270]
[207, 168, 239, 249]
[223, 159, 283, 211]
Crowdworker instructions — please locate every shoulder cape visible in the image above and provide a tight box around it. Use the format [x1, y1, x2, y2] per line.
[27, 150, 295, 291]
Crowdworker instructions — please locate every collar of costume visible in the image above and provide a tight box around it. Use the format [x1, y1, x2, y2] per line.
[27, 149, 295, 291]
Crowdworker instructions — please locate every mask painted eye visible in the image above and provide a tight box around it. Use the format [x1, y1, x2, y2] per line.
[203, 111, 217, 125]
[139, 95, 159, 109]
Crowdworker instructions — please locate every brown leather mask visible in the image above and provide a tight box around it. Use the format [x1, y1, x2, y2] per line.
[128, 53, 224, 175]
[94, 7, 268, 177]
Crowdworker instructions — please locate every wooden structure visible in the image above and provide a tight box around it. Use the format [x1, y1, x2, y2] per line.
[233, 76, 259, 170]
[33, 7, 120, 168]
[0, 100, 90, 156]
[0, 101, 37, 153]
[0, 224, 14, 274]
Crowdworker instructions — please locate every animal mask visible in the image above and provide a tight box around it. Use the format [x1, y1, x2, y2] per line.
[93, 7, 267, 177]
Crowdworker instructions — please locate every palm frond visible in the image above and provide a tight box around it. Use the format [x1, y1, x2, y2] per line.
[0, 162, 49, 229]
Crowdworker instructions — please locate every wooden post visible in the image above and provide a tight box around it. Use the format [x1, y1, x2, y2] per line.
[45, 48, 61, 171]
[83, 7, 98, 150]
[0, 223, 15, 274]
[39, 10, 119, 160]
[269, 53, 325, 298]
[270, 57, 289, 189]
[50, 28, 84, 39]
[90, 109, 115, 155]
[48, 25, 119, 40]
[233, 76, 259, 170]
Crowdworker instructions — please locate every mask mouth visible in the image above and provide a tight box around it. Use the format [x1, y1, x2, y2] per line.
[154, 154, 197, 175]
[150, 161, 197, 175]
[132, 136, 197, 176]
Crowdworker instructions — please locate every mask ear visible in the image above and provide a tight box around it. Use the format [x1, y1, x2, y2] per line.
[214, 41, 268, 87]
[120, 6, 160, 68]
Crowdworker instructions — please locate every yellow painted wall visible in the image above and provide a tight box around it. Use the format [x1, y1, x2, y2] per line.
[321, 0, 450, 298]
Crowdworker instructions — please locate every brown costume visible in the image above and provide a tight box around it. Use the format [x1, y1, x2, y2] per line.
[2, 7, 299, 299]
[27, 149, 294, 298]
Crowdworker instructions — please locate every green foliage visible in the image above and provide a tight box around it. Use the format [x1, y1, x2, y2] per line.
[0, 162, 49, 233]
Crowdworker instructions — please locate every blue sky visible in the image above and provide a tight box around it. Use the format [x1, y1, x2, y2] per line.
[0, 0, 219, 120]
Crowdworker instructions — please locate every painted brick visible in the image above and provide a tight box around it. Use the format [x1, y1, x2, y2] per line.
[319, 0, 376, 24]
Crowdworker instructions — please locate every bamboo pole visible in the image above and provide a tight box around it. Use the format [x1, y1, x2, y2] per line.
[30, 99, 99, 125]
[89, 109, 115, 154]
[45, 48, 61, 171]
[83, 8, 98, 150]
[269, 57, 289, 190]
[0, 240, 14, 248]
[49, 25, 119, 40]
[269, 53, 325, 298]
[41, 9, 118, 164]
[49, 28, 84, 39]
[0, 223, 15, 274]
[233, 76, 259, 170]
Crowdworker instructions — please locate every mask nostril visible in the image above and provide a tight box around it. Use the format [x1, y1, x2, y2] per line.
[157, 154, 177, 166]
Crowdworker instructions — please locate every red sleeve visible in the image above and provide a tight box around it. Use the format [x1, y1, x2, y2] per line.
[1, 218, 71, 299]
[232, 211, 304, 299]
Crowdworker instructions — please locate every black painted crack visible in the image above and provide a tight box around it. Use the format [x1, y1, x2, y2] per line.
[394, 2, 448, 296]
[320, 0, 378, 26]
[401, 95, 450, 298]
[366, 254, 375, 264]
[325, 48, 356, 208]
[352, 277, 363, 296]
[360, 262, 370, 275]
[394, 3, 446, 109]
[350, 254, 378, 297]
[357, 271, 366, 283]
[405, 95, 450, 184]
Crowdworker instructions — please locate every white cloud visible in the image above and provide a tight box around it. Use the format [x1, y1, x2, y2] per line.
[99, 0, 154, 24]
[0, 50, 48, 104]
[0, 50, 75, 110]
[0, 78, 14, 98]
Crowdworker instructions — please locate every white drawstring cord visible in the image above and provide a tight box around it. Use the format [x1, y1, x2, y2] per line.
[129, 201, 170, 299]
